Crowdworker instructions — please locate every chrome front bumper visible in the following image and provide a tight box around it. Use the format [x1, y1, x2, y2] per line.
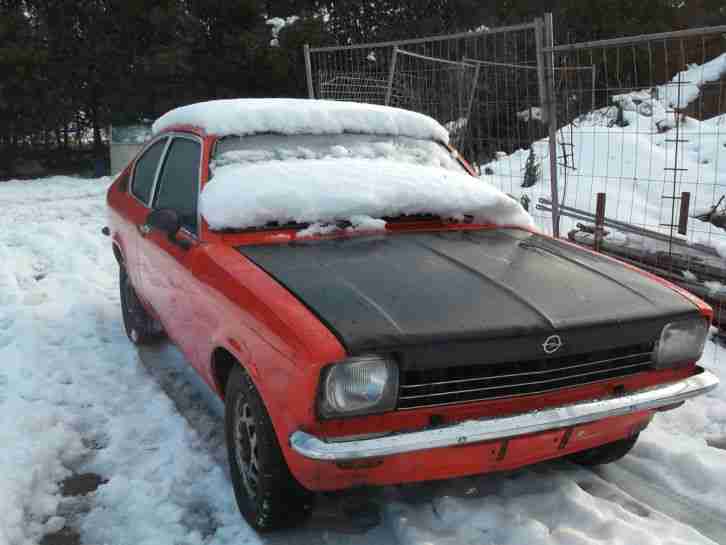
[290, 368, 719, 461]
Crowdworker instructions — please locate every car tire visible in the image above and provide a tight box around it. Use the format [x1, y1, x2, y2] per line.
[568, 434, 639, 466]
[119, 266, 163, 345]
[224, 365, 313, 531]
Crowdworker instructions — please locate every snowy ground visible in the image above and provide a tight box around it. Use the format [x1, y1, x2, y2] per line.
[1, 175, 726, 545]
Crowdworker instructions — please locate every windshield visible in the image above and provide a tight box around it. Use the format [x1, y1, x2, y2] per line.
[211, 133, 467, 174]
[200, 133, 531, 234]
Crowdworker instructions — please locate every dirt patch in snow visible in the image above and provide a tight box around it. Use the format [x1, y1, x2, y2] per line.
[60, 473, 105, 497]
[40, 473, 105, 545]
[39, 526, 80, 545]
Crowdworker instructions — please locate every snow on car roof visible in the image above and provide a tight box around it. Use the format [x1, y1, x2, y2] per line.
[200, 158, 533, 231]
[152, 99, 450, 143]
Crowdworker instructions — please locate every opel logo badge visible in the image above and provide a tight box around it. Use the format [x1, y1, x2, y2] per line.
[543, 335, 563, 355]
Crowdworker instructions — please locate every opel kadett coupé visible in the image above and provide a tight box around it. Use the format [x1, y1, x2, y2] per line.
[106, 98, 719, 531]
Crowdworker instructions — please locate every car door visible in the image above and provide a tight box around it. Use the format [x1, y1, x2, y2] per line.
[137, 134, 207, 365]
[125, 136, 169, 290]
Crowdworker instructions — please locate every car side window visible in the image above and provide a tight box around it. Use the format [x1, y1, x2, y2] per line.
[153, 137, 202, 235]
[131, 138, 167, 204]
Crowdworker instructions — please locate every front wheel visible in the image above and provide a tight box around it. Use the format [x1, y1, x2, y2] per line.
[224, 365, 313, 531]
[119, 267, 163, 345]
[568, 434, 639, 466]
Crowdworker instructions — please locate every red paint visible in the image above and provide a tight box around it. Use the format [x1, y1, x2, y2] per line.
[107, 126, 705, 492]
[293, 411, 654, 490]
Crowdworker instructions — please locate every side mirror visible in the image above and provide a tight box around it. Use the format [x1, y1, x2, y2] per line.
[145, 209, 191, 250]
[146, 208, 181, 238]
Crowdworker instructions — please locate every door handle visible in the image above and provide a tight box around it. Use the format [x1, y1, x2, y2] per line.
[138, 224, 151, 236]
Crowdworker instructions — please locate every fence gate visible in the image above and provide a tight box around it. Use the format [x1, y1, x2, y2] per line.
[304, 22, 553, 206]
[383, 48, 480, 149]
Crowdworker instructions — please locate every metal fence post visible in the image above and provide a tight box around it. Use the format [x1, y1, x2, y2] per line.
[543, 12, 561, 238]
[462, 62, 481, 151]
[304, 44, 314, 99]
[384, 46, 399, 106]
[535, 18, 548, 125]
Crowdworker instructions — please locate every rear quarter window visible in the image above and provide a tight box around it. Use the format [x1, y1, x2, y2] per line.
[131, 138, 167, 204]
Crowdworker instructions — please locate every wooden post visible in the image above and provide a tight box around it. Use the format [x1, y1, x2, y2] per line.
[678, 191, 690, 235]
[594, 192, 606, 252]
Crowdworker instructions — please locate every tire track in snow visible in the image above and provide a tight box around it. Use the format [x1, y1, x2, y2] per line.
[592, 462, 726, 544]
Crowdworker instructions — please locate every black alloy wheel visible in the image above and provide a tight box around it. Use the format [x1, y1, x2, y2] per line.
[224, 365, 313, 531]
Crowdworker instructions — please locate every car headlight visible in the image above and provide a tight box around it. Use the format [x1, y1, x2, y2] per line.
[653, 318, 708, 369]
[319, 355, 398, 418]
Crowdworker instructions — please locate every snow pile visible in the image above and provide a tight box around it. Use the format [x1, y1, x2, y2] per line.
[200, 158, 533, 230]
[658, 52, 726, 109]
[487, 50, 726, 244]
[296, 215, 387, 237]
[485, 105, 726, 245]
[0, 176, 260, 545]
[611, 89, 675, 129]
[212, 134, 464, 172]
[385, 466, 716, 545]
[152, 99, 450, 143]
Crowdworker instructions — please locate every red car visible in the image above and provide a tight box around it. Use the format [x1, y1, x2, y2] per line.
[106, 99, 718, 531]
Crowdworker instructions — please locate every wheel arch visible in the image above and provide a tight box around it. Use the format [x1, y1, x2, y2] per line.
[112, 241, 125, 266]
[209, 344, 300, 455]
[211, 346, 239, 400]
[210, 345, 262, 401]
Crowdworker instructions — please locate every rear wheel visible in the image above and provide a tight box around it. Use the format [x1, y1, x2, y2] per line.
[119, 267, 163, 345]
[224, 365, 313, 531]
[568, 434, 639, 466]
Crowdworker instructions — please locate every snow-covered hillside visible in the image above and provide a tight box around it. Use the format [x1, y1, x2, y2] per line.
[1, 175, 726, 545]
[485, 94, 726, 251]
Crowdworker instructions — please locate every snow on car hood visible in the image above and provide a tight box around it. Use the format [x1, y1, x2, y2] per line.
[199, 158, 534, 231]
[152, 98, 449, 143]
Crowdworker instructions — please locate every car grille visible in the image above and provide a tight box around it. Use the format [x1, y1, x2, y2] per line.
[397, 343, 655, 410]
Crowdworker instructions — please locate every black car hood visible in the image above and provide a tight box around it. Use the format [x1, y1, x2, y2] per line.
[238, 230, 699, 368]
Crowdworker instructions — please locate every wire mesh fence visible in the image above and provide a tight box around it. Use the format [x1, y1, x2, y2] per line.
[307, 21, 556, 225]
[387, 49, 479, 150]
[533, 27, 726, 331]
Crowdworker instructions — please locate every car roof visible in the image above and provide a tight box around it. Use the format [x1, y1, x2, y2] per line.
[152, 98, 449, 144]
